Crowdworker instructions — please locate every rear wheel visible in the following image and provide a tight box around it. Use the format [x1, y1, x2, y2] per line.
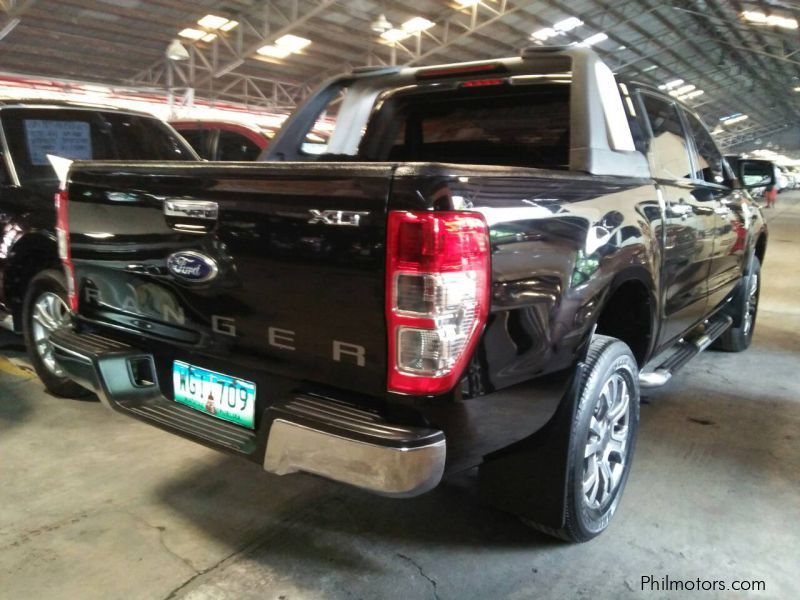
[22, 269, 90, 398]
[713, 257, 761, 352]
[531, 335, 640, 542]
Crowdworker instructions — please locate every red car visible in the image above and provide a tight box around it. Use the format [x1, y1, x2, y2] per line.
[170, 120, 271, 161]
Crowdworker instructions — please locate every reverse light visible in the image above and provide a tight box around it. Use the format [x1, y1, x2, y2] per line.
[55, 190, 77, 312]
[386, 211, 490, 395]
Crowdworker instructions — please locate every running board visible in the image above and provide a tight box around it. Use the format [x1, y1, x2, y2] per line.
[639, 314, 733, 389]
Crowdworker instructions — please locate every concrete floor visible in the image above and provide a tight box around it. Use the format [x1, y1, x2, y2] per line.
[1, 195, 798, 600]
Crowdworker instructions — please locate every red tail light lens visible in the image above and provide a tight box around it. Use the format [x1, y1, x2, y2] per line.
[386, 211, 490, 395]
[55, 190, 77, 312]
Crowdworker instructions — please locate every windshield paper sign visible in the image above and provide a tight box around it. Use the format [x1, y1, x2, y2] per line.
[24, 120, 92, 165]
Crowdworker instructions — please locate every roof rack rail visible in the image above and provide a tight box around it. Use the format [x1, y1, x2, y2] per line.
[350, 65, 402, 76]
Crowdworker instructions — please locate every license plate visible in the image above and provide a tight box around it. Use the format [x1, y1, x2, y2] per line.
[172, 361, 256, 429]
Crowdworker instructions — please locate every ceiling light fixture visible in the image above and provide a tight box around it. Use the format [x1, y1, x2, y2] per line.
[178, 28, 206, 40]
[402, 16, 435, 33]
[166, 39, 190, 61]
[658, 78, 684, 90]
[381, 28, 411, 42]
[198, 14, 230, 29]
[554, 17, 583, 32]
[669, 84, 696, 96]
[579, 32, 608, 46]
[371, 14, 393, 33]
[741, 10, 798, 29]
[256, 34, 312, 60]
[531, 16, 582, 41]
[721, 114, 749, 125]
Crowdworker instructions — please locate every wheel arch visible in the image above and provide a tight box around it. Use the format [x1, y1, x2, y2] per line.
[3, 231, 60, 329]
[592, 269, 657, 367]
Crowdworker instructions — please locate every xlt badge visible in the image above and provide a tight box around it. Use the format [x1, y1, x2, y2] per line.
[308, 210, 369, 226]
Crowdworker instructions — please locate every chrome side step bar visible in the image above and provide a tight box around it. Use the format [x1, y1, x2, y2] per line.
[639, 315, 733, 389]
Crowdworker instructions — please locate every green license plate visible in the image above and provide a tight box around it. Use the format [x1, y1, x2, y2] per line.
[172, 361, 256, 429]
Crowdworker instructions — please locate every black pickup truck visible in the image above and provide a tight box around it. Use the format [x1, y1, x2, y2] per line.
[48, 48, 772, 542]
[0, 100, 197, 395]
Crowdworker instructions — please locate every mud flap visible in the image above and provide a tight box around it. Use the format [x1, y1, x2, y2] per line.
[477, 362, 586, 530]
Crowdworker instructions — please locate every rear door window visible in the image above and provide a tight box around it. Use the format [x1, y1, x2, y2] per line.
[1, 108, 195, 185]
[639, 93, 693, 181]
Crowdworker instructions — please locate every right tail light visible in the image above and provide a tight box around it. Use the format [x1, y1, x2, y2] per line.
[385, 211, 490, 395]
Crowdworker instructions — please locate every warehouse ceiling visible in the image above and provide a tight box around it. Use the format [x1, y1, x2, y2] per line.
[1, 0, 799, 152]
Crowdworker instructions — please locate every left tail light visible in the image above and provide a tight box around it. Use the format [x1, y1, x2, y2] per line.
[55, 189, 77, 312]
[386, 211, 490, 395]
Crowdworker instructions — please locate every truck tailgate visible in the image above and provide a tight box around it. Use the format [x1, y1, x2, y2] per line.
[67, 162, 393, 397]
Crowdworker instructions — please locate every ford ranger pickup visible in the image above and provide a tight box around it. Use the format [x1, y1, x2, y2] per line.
[47, 47, 772, 542]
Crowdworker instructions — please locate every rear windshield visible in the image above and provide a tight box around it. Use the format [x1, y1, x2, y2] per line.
[360, 84, 570, 169]
[1, 108, 195, 184]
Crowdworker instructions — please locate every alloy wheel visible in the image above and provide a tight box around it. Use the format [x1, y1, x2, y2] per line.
[582, 371, 631, 511]
[31, 292, 70, 377]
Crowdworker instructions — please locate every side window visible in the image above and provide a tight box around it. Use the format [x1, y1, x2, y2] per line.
[178, 129, 211, 159]
[682, 111, 725, 184]
[0, 152, 8, 185]
[217, 130, 261, 161]
[640, 93, 693, 181]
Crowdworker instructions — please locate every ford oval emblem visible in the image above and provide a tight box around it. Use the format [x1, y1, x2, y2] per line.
[166, 251, 218, 283]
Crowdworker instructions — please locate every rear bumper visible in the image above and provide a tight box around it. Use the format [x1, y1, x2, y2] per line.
[50, 327, 446, 498]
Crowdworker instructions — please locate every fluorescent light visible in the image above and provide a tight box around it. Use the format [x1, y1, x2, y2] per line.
[455, 0, 481, 6]
[554, 17, 583, 32]
[677, 89, 704, 101]
[381, 28, 412, 42]
[201, 33, 217, 43]
[580, 32, 608, 46]
[669, 84, 696, 96]
[198, 14, 230, 29]
[220, 20, 239, 32]
[766, 14, 798, 29]
[742, 10, 767, 23]
[531, 27, 556, 41]
[256, 45, 291, 59]
[402, 16, 435, 33]
[658, 78, 684, 90]
[742, 10, 798, 29]
[642, 65, 659, 72]
[179, 28, 206, 40]
[275, 34, 311, 52]
[794, 86, 800, 92]
[721, 114, 749, 125]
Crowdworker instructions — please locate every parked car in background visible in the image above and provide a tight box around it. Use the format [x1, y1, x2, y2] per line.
[0, 99, 197, 396]
[170, 120, 271, 161]
[50, 48, 771, 542]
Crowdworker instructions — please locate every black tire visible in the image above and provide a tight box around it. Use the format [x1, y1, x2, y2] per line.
[554, 335, 640, 542]
[713, 257, 761, 352]
[22, 269, 91, 399]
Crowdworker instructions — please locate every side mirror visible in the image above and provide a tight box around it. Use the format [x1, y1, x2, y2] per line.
[738, 159, 775, 189]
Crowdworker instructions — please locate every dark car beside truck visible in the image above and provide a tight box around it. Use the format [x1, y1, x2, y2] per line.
[0, 100, 197, 394]
[47, 47, 771, 542]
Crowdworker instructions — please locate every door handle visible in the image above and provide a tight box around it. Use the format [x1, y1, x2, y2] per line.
[164, 199, 218, 233]
[164, 199, 218, 220]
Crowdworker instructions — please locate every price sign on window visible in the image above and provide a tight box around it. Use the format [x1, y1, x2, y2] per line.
[24, 120, 92, 165]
